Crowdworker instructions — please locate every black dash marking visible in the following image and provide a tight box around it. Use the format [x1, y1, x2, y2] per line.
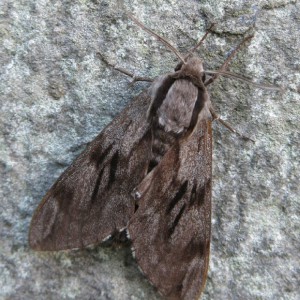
[91, 168, 104, 204]
[189, 183, 197, 207]
[167, 180, 188, 214]
[184, 239, 206, 261]
[197, 241, 205, 257]
[107, 151, 119, 189]
[200, 179, 211, 206]
[91, 144, 113, 168]
[176, 284, 183, 292]
[168, 203, 186, 237]
[134, 203, 139, 212]
[147, 159, 158, 173]
[190, 179, 211, 207]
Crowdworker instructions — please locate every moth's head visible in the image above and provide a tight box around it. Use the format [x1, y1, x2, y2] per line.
[175, 55, 205, 80]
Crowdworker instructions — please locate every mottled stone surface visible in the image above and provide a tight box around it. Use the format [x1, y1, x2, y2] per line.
[1, 0, 299, 299]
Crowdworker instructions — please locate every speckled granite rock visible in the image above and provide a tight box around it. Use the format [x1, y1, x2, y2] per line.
[1, 0, 299, 299]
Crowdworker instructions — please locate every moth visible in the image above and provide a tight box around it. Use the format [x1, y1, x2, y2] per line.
[29, 14, 279, 300]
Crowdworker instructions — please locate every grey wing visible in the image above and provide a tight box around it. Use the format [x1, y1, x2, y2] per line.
[127, 120, 212, 300]
[29, 90, 152, 251]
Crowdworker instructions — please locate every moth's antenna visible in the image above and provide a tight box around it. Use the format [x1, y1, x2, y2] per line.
[205, 35, 254, 86]
[187, 23, 216, 55]
[127, 13, 186, 64]
[204, 70, 282, 91]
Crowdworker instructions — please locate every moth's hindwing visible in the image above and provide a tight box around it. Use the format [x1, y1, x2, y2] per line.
[29, 90, 152, 251]
[128, 119, 212, 300]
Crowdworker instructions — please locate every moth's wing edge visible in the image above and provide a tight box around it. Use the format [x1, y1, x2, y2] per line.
[29, 90, 153, 251]
[128, 120, 212, 300]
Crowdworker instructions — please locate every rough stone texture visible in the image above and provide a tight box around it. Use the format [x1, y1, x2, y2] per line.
[1, 0, 299, 299]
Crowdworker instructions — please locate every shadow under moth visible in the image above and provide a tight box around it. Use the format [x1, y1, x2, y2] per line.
[29, 14, 280, 300]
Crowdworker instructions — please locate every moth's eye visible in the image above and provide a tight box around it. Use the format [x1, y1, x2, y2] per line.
[174, 62, 183, 71]
[202, 73, 206, 83]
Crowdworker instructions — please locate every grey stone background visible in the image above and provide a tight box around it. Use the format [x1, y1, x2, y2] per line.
[1, 0, 299, 299]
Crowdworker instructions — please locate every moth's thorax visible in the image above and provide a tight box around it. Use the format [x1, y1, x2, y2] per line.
[157, 79, 198, 133]
[149, 55, 207, 135]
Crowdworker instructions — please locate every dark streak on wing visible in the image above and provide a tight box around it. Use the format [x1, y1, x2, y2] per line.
[107, 151, 119, 189]
[176, 283, 183, 294]
[168, 203, 186, 237]
[189, 182, 197, 207]
[91, 168, 104, 204]
[166, 180, 188, 214]
[197, 179, 211, 207]
[185, 239, 205, 260]
[91, 143, 113, 167]
[189, 179, 211, 208]
[147, 159, 158, 173]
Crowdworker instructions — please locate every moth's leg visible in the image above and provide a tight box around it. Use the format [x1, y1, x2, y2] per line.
[97, 52, 153, 83]
[210, 107, 255, 142]
[205, 35, 253, 86]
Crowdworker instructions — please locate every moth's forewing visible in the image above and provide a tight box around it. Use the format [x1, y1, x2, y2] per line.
[128, 120, 212, 300]
[29, 90, 152, 251]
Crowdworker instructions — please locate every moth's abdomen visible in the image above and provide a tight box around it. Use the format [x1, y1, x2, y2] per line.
[149, 127, 177, 171]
